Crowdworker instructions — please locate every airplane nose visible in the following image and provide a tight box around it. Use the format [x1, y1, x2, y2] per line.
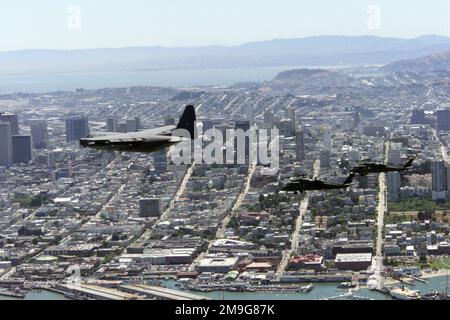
[80, 139, 88, 148]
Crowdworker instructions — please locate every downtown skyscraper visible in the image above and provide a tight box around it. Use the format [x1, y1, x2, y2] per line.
[66, 116, 89, 142]
[0, 122, 13, 168]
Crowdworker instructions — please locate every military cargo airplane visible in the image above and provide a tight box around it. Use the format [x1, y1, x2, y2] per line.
[80, 105, 196, 153]
[283, 173, 355, 194]
[351, 156, 415, 176]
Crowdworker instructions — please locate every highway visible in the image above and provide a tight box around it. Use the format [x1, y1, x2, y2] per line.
[223, 95, 240, 112]
[216, 163, 257, 239]
[287, 98, 297, 109]
[275, 159, 320, 280]
[265, 97, 282, 113]
[432, 128, 449, 162]
[231, 96, 251, 116]
[94, 182, 126, 221]
[0, 267, 15, 280]
[188, 163, 257, 271]
[160, 161, 195, 221]
[369, 140, 389, 290]
[195, 103, 203, 113]
[129, 161, 196, 247]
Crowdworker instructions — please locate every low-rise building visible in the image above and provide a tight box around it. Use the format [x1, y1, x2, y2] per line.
[288, 254, 323, 271]
[196, 257, 239, 273]
[334, 253, 372, 271]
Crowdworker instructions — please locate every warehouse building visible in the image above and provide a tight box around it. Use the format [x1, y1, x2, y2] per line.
[334, 253, 372, 271]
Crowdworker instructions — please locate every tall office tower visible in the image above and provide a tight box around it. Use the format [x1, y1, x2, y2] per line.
[322, 126, 332, 150]
[437, 105, 450, 132]
[388, 149, 402, 165]
[278, 119, 293, 137]
[235, 120, 251, 163]
[387, 172, 401, 201]
[246, 104, 254, 126]
[134, 117, 141, 131]
[263, 110, 274, 129]
[106, 115, 118, 132]
[153, 149, 168, 173]
[139, 198, 161, 217]
[343, 117, 353, 131]
[347, 147, 360, 162]
[320, 149, 330, 168]
[47, 151, 56, 169]
[66, 116, 89, 142]
[295, 129, 305, 161]
[352, 111, 360, 128]
[0, 113, 19, 135]
[12, 135, 32, 164]
[431, 160, 448, 201]
[410, 109, 426, 125]
[30, 119, 48, 149]
[126, 119, 139, 133]
[117, 123, 127, 133]
[288, 106, 296, 133]
[0, 122, 13, 168]
[363, 126, 386, 137]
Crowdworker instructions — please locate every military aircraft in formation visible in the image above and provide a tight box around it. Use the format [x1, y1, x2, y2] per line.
[283, 173, 355, 194]
[351, 156, 415, 176]
[80, 105, 196, 153]
[81, 105, 416, 195]
[283, 156, 416, 194]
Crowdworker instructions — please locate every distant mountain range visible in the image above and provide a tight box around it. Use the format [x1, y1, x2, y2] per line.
[382, 50, 450, 72]
[2, 35, 450, 74]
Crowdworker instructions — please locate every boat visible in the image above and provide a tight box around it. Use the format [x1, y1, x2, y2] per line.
[0, 288, 26, 299]
[300, 284, 314, 293]
[338, 282, 357, 289]
[319, 291, 372, 300]
[420, 266, 450, 300]
[389, 286, 421, 300]
[420, 290, 450, 300]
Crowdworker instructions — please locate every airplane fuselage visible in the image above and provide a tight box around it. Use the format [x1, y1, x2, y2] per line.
[354, 164, 408, 175]
[283, 180, 350, 192]
[79, 105, 196, 155]
[80, 137, 177, 153]
[353, 157, 415, 176]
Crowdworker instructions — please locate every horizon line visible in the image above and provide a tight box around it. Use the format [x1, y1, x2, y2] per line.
[0, 33, 447, 54]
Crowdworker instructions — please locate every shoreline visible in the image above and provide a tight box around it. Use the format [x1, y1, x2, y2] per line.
[384, 269, 448, 286]
[419, 269, 448, 279]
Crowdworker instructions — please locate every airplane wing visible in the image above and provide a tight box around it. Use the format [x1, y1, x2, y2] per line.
[83, 125, 176, 142]
[80, 106, 195, 151]
[80, 125, 182, 148]
[291, 176, 309, 182]
[135, 125, 176, 137]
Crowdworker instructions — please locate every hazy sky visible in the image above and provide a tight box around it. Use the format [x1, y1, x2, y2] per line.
[1, 0, 450, 51]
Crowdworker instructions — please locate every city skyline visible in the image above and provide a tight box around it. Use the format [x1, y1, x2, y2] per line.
[1, 66, 450, 300]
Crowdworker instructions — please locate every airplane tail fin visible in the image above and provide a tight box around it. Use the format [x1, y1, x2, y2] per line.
[176, 105, 196, 139]
[343, 173, 355, 185]
[404, 156, 415, 169]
